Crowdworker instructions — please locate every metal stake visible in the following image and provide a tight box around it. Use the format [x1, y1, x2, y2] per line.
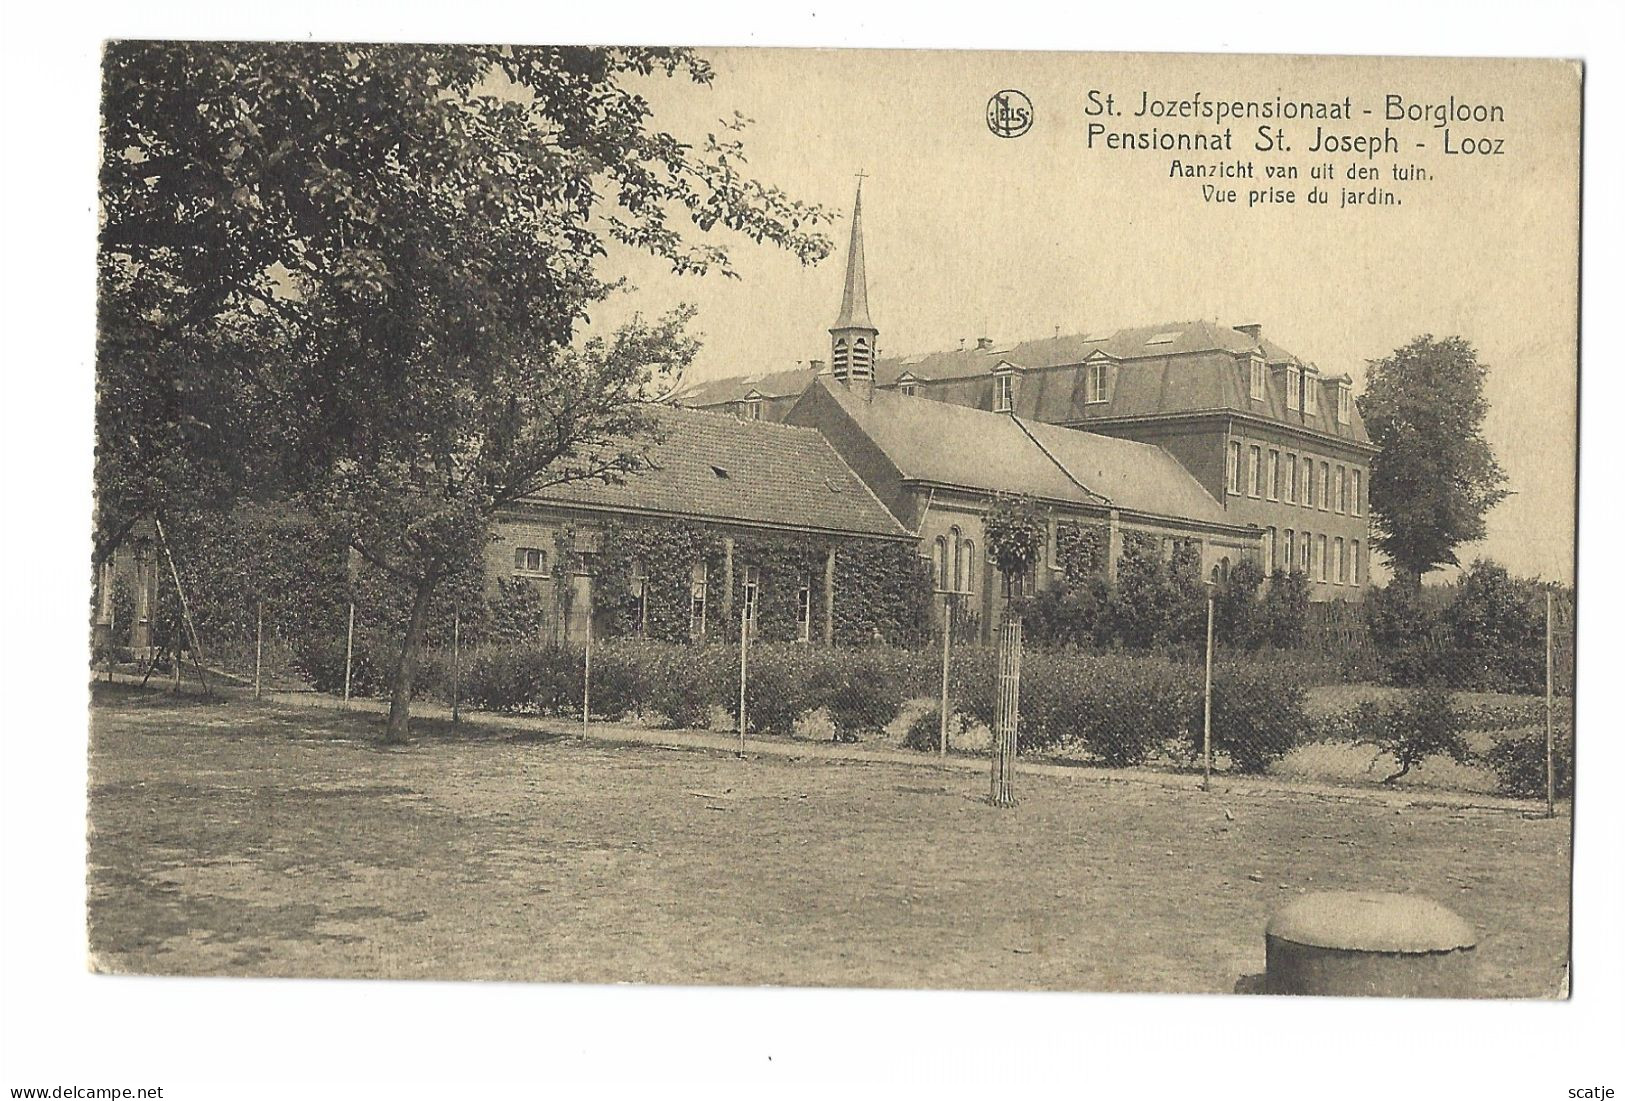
[738, 605, 749, 756]
[343, 601, 355, 707]
[1203, 587, 1215, 792]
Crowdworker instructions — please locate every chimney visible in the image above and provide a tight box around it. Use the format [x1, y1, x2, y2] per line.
[1235, 323, 1263, 344]
[977, 336, 994, 351]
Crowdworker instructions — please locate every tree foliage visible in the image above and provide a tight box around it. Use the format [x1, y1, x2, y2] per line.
[97, 42, 834, 738]
[1357, 335, 1509, 584]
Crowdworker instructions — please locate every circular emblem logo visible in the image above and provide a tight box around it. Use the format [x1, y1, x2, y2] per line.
[986, 89, 1034, 138]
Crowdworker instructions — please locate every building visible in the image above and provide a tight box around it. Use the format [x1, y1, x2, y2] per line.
[489, 403, 922, 645]
[786, 375, 1260, 638]
[672, 185, 1376, 600]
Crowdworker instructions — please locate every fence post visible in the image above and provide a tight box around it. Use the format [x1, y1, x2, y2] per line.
[1545, 590, 1555, 818]
[582, 613, 592, 738]
[343, 601, 355, 707]
[1203, 585, 1215, 792]
[939, 593, 953, 757]
[990, 615, 1022, 808]
[452, 602, 461, 726]
[738, 605, 749, 756]
[254, 600, 263, 700]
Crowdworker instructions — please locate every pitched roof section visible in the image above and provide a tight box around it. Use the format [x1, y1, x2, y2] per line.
[1012, 416, 1232, 525]
[666, 319, 1371, 447]
[668, 364, 822, 408]
[522, 404, 909, 539]
[831, 183, 874, 332]
[791, 378, 1234, 527]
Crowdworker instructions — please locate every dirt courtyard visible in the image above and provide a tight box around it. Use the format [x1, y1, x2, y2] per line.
[87, 685, 1571, 995]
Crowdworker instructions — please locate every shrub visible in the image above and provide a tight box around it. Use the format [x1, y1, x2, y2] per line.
[821, 663, 901, 741]
[1197, 663, 1307, 774]
[1356, 686, 1471, 783]
[1483, 725, 1574, 800]
[1076, 656, 1197, 766]
[290, 633, 386, 697]
[738, 643, 821, 735]
[643, 643, 727, 728]
[462, 644, 581, 714]
[585, 641, 649, 721]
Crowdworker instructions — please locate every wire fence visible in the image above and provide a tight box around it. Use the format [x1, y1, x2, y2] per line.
[92, 554, 1576, 811]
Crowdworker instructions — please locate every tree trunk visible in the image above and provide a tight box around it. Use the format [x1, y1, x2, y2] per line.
[990, 613, 1022, 808]
[384, 573, 438, 743]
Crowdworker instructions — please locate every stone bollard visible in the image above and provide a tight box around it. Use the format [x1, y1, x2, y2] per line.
[1265, 891, 1478, 998]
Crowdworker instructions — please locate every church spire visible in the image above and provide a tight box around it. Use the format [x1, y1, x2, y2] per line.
[829, 176, 878, 393]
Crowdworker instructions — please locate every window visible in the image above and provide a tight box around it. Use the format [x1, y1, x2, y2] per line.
[1337, 466, 1347, 513]
[513, 546, 549, 577]
[1337, 384, 1352, 425]
[1305, 376, 1319, 416]
[1351, 540, 1362, 586]
[1283, 529, 1295, 572]
[1268, 450, 1280, 500]
[1335, 538, 1347, 584]
[742, 565, 760, 637]
[1285, 453, 1298, 503]
[1319, 462, 1330, 511]
[1086, 361, 1109, 403]
[1249, 356, 1265, 401]
[629, 559, 649, 637]
[994, 372, 1013, 413]
[1352, 470, 1363, 516]
[933, 536, 949, 590]
[1317, 535, 1328, 582]
[1286, 366, 1303, 412]
[1264, 527, 1277, 571]
[1300, 531, 1311, 573]
[963, 542, 976, 592]
[796, 582, 812, 643]
[1248, 445, 1263, 497]
[1302, 457, 1315, 507]
[689, 562, 707, 639]
[951, 526, 966, 593]
[742, 398, 763, 420]
[899, 382, 917, 397]
[1227, 441, 1243, 495]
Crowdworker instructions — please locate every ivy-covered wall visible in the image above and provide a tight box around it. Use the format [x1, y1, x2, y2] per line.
[831, 537, 934, 646]
[533, 514, 928, 647]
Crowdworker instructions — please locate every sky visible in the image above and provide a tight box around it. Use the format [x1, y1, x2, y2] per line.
[588, 50, 1579, 582]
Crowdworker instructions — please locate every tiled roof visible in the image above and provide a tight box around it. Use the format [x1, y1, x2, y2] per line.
[792, 378, 1235, 527]
[668, 320, 1371, 446]
[668, 364, 822, 407]
[521, 404, 909, 539]
[1013, 416, 1232, 526]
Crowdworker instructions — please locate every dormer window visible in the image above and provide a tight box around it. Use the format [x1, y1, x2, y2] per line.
[900, 383, 917, 396]
[993, 366, 1015, 413]
[742, 397, 763, 420]
[1286, 365, 1303, 412]
[1304, 376, 1319, 416]
[1086, 359, 1110, 404]
[1336, 381, 1352, 425]
[1249, 356, 1266, 402]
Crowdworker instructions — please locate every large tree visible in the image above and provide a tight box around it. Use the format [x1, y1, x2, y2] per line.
[98, 43, 834, 738]
[1357, 335, 1509, 587]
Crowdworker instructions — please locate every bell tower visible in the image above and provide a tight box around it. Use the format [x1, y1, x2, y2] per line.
[829, 176, 878, 395]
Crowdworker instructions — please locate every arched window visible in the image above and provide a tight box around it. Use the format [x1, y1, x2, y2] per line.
[933, 536, 948, 590]
[950, 526, 964, 593]
[1210, 564, 1221, 585]
[963, 541, 976, 593]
